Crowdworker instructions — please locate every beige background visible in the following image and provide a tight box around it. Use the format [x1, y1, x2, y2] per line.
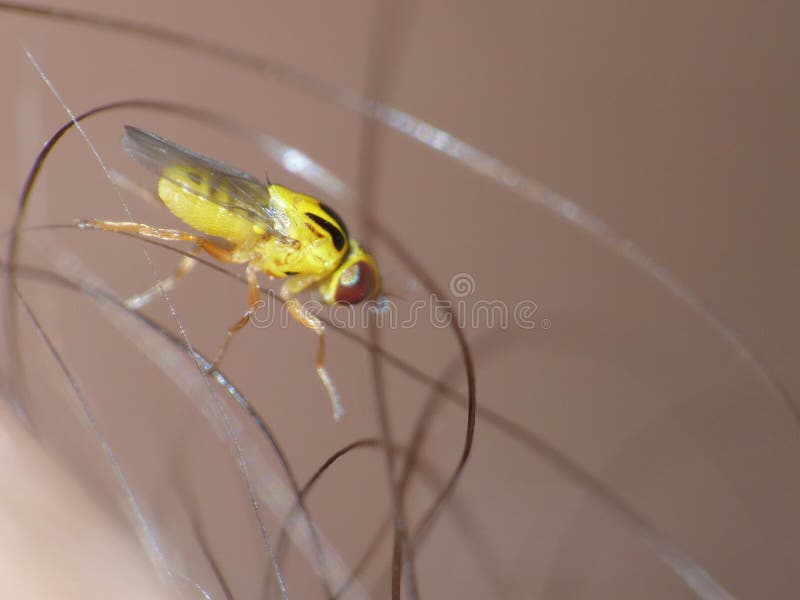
[0, 1, 798, 598]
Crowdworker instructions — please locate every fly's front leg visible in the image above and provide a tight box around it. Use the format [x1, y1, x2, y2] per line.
[280, 276, 343, 421]
[207, 261, 262, 373]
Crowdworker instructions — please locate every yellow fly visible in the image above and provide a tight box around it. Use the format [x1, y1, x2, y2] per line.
[80, 126, 381, 420]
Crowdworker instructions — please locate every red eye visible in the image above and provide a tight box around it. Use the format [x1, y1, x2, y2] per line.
[335, 261, 378, 304]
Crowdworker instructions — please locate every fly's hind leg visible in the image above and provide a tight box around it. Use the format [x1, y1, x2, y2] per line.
[78, 219, 246, 263]
[91, 175, 201, 310]
[77, 219, 240, 307]
[78, 218, 262, 370]
[280, 275, 343, 421]
[124, 252, 197, 310]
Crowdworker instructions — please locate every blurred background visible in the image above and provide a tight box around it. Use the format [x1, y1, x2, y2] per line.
[0, 1, 798, 598]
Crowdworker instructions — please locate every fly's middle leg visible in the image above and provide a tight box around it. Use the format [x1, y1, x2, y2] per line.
[207, 261, 262, 373]
[280, 278, 343, 421]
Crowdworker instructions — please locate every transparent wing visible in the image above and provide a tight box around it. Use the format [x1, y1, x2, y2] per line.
[121, 126, 290, 236]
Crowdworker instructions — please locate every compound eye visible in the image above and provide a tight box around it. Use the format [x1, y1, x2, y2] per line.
[334, 261, 378, 304]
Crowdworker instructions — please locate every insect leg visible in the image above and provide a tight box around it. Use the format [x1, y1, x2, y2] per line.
[124, 252, 198, 310]
[207, 261, 261, 372]
[79, 218, 259, 320]
[77, 219, 242, 263]
[280, 279, 343, 421]
[101, 175, 199, 306]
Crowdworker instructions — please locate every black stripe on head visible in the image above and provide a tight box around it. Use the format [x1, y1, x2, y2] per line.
[306, 212, 346, 252]
[317, 202, 349, 240]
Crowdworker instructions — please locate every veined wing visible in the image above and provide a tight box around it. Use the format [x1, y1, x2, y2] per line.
[121, 126, 290, 236]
